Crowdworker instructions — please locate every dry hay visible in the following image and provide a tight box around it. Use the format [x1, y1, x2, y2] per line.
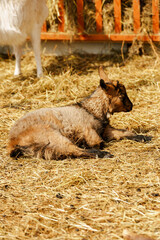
[121, 0, 133, 33]
[140, 1, 152, 34]
[47, 0, 78, 33]
[46, 0, 154, 34]
[83, 0, 96, 34]
[64, 0, 77, 34]
[46, 0, 59, 32]
[102, 0, 114, 34]
[0, 49, 160, 239]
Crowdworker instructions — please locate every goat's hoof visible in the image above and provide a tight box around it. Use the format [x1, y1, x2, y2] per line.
[14, 72, 21, 76]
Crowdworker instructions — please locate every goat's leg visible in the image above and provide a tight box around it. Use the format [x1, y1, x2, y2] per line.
[30, 24, 43, 78]
[103, 125, 135, 142]
[13, 45, 22, 76]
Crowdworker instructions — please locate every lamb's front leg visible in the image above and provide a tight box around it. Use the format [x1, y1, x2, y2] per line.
[83, 127, 104, 148]
[103, 125, 135, 142]
[83, 127, 113, 158]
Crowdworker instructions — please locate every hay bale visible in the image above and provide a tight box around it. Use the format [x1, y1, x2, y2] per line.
[83, 0, 96, 34]
[141, 1, 152, 33]
[47, 0, 77, 34]
[102, 0, 114, 34]
[47, 0, 59, 32]
[46, 0, 155, 34]
[64, 0, 77, 34]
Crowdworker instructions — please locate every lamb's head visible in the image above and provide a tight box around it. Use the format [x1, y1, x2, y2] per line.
[99, 66, 133, 115]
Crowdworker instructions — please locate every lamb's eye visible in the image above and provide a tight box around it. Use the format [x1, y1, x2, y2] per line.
[119, 95, 126, 103]
[119, 95, 124, 100]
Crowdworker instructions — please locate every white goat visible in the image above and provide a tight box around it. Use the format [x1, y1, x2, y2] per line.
[0, 0, 48, 77]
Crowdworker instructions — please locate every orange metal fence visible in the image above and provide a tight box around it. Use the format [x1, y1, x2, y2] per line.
[41, 0, 160, 42]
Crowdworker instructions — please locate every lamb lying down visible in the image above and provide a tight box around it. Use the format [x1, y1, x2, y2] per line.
[8, 66, 143, 160]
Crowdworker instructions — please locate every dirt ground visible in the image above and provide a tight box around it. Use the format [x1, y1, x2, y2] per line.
[0, 50, 160, 239]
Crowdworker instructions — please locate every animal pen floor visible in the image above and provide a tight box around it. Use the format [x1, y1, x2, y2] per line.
[0, 50, 160, 240]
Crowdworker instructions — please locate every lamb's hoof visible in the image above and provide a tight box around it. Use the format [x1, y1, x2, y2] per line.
[127, 135, 152, 143]
[102, 151, 114, 158]
[87, 149, 113, 158]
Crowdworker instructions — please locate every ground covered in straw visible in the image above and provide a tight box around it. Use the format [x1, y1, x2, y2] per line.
[0, 50, 160, 239]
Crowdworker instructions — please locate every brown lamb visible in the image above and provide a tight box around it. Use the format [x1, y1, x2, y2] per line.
[8, 66, 136, 160]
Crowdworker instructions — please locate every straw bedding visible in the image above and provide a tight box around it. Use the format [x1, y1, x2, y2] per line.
[0, 47, 159, 239]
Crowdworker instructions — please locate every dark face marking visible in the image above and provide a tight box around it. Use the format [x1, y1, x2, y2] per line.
[114, 84, 133, 113]
[100, 79, 133, 114]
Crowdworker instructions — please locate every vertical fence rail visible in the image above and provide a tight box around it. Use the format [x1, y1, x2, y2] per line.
[95, 0, 103, 33]
[114, 0, 121, 33]
[133, 0, 140, 33]
[41, 0, 160, 42]
[42, 22, 47, 32]
[77, 0, 84, 32]
[152, 0, 159, 34]
[58, 0, 65, 32]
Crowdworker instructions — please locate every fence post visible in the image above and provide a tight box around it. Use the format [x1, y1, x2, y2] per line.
[133, 0, 140, 33]
[152, 0, 159, 34]
[95, 0, 103, 33]
[42, 22, 47, 32]
[77, 0, 84, 32]
[58, 0, 65, 32]
[41, 0, 160, 42]
[114, 0, 121, 33]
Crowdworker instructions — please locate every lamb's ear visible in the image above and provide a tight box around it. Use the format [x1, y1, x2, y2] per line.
[99, 66, 110, 83]
[100, 79, 107, 89]
[100, 79, 115, 95]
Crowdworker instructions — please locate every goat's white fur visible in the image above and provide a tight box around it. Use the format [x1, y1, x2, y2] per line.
[0, 0, 48, 77]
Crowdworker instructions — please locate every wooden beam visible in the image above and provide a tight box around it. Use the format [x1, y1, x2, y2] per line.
[152, 0, 159, 34]
[77, 0, 84, 32]
[58, 0, 65, 32]
[95, 0, 103, 33]
[41, 32, 160, 42]
[114, 0, 121, 33]
[133, 0, 140, 33]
